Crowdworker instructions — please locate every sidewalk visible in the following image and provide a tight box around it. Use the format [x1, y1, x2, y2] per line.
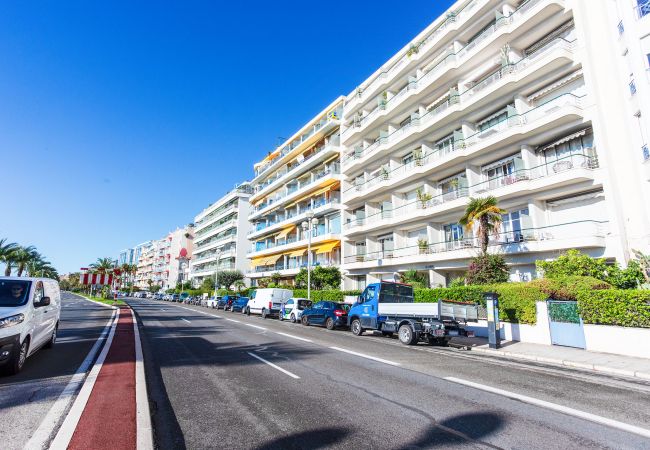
[452, 336, 650, 380]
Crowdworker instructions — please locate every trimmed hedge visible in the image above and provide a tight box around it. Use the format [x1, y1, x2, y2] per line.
[529, 276, 611, 301]
[291, 289, 361, 301]
[577, 290, 650, 328]
[415, 284, 544, 324]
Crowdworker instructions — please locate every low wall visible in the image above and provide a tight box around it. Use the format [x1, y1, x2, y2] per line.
[583, 324, 650, 359]
[465, 301, 552, 345]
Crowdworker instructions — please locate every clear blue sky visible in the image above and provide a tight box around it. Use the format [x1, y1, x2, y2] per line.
[0, 1, 452, 274]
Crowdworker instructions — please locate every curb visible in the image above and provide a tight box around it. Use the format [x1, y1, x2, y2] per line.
[131, 308, 154, 450]
[468, 346, 650, 380]
[74, 293, 119, 310]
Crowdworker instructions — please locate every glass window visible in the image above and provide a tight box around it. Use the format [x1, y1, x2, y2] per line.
[479, 110, 507, 132]
[33, 281, 44, 305]
[435, 134, 455, 155]
[444, 224, 464, 242]
[0, 280, 32, 307]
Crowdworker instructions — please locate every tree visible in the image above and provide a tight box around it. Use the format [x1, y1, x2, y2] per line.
[465, 254, 509, 285]
[12, 246, 38, 277]
[294, 266, 342, 290]
[399, 269, 428, 288]
[459, 196, 506, 254]
[632, 249, 650, 285]
[218, 270, 245, 291]
[0, 238, 18, 276]
[200, 277, 215, 292]
[233, 280, 246, 292]
[90, 257, 114, 273]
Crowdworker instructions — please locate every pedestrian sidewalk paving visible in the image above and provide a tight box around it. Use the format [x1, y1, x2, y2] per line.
[452, 336, 650, 381]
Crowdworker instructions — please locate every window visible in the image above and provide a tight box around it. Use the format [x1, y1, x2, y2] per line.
[618, 21, 624, 35]
[402, 152, 414, 165]
[33, 281, 45, 306]
[638, 0, 650, 18]
[501, 208, 531, 242]
[478, 108, 508, 132]
[444, 224, 464, 242]
[483, 155, 524, 189]
[379, 234, 394, 257]
[542, 129, 594, 170]
[630, 79, 637, 96]
[355, 241, 366, 256]
[328, 214, 341, 234]
[435, 134, 454, 155]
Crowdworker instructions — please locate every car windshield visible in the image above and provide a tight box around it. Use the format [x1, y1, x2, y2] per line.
[335, 303, 350, 312]
[0, 280, 32, 307]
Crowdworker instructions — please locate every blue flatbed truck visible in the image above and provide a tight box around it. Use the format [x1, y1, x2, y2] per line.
[347, 281, 479, 345]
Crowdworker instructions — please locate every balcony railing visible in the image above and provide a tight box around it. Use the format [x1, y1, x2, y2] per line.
[248, 260, 339, 274]
[191, 262, 236, 274]
[344, 92, 585, 196]
[344, 153, 598, 230]
[344, 220, 608, 264]
[194, 217, 238, 239]
[194, 232, 237, 252]
[195, 202, 238, 231]
[343, 36, 575, 164]
[248, 199, 340, 237]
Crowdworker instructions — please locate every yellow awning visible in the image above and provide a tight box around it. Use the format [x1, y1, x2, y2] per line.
[288, 248, 307, 258]
[276, 225, 296, 239]
[310, 185, 332, 198]
[250, 257, 267, 268]
[265, 254, 284, 264]
[314, 242, 340, 254]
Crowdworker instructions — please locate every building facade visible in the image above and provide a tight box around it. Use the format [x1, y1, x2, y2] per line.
[189, 183, 253, 287]
[339, 0, 650, 290]
[246, 98, 344, 285]
[134, 227, 193, 291]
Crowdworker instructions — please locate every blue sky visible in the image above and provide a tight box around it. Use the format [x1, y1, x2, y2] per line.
[0, 1, 452, 274]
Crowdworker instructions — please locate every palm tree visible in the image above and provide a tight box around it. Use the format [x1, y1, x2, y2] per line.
[120, 263, 131, 289]
[13, 246, 39, 277]
[27, 256, 58, 280]
[0, 238, 18, 276]
[90, 257, 114, 273]
[459, 196, 506, 255]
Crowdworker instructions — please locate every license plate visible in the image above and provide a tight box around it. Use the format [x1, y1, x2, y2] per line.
[447, 330, 459, 336]
[434, 329, 445, 336]
[466, 331, 475, 337]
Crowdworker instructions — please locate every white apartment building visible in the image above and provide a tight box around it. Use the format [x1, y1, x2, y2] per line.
[189, 183, 253, 287]
[133, 227, 193, 290]
[246, 98, 344, 285]
[339, 0, 650, 289]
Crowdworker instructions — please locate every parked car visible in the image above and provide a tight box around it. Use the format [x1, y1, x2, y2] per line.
[301, 301, 350, 330]
[217, 295, 239, 310]
[171, 294, 180, 302]
[0, 277, 61, 375]
[229, 297, 249, 313]
[279, 298, 312, 323]
[206, 296, 221, 309]
[245, 288, 292, 318]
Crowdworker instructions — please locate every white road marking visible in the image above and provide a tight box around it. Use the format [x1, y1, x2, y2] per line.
[130, 309, 154, 450]
[329, 347, 401, 367]
[49, 308, 121, 449]
[247, 352, 300, 379]
[181, 318, 191, 324]
[175, 304, 221, 319]
[25, 308, 117, 450]
[245, 323, 267, 331]
[275, 332, 313, 343]
[445, 377, 650, 439]
[225, 318, 241, 323]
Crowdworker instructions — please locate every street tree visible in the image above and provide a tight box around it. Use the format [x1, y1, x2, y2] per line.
[459, 196, 506, 255]
[218, 270, 244, 291]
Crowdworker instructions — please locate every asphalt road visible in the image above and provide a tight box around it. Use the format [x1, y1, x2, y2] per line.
[129, 298, 650, 450]
[0, 293, 114, 450]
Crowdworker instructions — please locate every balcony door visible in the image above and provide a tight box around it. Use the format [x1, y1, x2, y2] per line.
[379, 234, 394, 259]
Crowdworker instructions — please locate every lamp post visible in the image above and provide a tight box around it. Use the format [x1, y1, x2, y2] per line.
[213, 248, 222, 298]
[301, 212, 319, 301]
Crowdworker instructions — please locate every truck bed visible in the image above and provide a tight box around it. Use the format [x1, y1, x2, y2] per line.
[378, 302, 478, 322]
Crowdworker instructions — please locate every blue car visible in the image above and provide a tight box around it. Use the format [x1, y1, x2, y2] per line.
[300, 301, 350, 330]
[230, 297, 249, 313]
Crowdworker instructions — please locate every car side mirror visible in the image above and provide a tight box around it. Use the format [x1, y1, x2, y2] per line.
[37, 296, 51, 307]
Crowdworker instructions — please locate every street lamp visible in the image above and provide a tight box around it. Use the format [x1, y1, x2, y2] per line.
[213, 248, 222, 298]
[301, 212, 319, 301]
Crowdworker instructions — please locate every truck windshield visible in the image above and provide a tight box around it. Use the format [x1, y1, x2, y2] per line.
[378, 283, 414, 303]
[0, 280, 32, 307]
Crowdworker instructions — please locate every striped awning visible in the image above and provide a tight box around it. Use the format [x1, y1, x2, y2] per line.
[314, 242, 340, 254]
[539, 128, 590, 152]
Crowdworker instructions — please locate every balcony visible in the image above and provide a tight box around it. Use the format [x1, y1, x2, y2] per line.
[194, 218, 238, 240]
[195, 203, 238, 234]
[191, 262, 237, 277]
[344, 220, 608, 269]
[344, 154, 599, 235]
[247, 260, 339, 277]
[249, 164, 340, 219]
[343, 35, 576, 167]
[247, 233, 340, 259]
[343, 93, 585, 201]
[194, 232, 237, 254]
[247, 198, 341, 239]
[343, 0, 554, 118]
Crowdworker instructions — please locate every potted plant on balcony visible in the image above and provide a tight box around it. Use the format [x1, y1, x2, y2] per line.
[378, 91, 388, 109]
[406, 44, 420, 57]
[416, 188, 433, 209]
[418, 238, 430, 254]
[413, 148, 424, 166]
[380, 166, 390, 180]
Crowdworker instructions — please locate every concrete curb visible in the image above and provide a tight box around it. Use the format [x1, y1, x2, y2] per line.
[130, 308, 154, 450]
[468, 346, 650, 380]
[74, 293, 119, 310]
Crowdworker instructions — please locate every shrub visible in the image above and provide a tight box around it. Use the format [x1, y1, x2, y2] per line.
[291, 289, 361, 301]
[577, 290, 650, 327]
[465, 254, 509, 285]
[488, 283, 546, 324]
[414, 286, 484, 305]
[529, 276, 611, 301]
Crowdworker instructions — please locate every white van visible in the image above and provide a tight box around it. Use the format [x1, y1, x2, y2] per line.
[245, 288, 292, 319]
[0, 277, 61, 375]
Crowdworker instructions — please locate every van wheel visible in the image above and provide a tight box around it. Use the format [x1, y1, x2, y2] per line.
[398, 324, 418, 345]
[351, 319, 363, 336]
[261, 309, 268, 319]
[245, 307, 250, 316]
[325, 318, 335, 330]
[301, 316, 309, 326]
[3, 338, 28, 375]
[290, 313, 296, 323]
[45, 325, 58, 349]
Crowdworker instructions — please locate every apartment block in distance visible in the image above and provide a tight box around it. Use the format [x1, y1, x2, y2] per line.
[339, 0, 650, 290]
[246, 98, 344, 285]
[189, 183, 253, 287]
[134, 226, 194, 290]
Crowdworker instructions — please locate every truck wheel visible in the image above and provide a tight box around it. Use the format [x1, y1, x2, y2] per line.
[301, 316, 309, 326]
[245, 307, 250, 316]
[290, 313, 296, 323]
[398, 324, 418, 345]
[278, 314, 284, 321]
[261, 309, 267, 319]
[351, 319, 363, 336]
[325, 317, 335, 330]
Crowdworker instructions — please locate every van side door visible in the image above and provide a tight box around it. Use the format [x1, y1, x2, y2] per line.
[30, 281, 48, 351]
[41, 281, 59, 339]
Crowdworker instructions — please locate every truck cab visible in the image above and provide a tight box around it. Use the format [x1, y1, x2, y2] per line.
[348, 281, 477, 345]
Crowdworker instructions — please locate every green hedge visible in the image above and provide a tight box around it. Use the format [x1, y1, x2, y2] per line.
[577, 290, 650, 328]
[291, 289, 361, 301]
[529, 276, 611, 301]
[414, 284, 544, 324]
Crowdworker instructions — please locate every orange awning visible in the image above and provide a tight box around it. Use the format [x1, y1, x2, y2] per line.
[314, 241, 340, 254]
